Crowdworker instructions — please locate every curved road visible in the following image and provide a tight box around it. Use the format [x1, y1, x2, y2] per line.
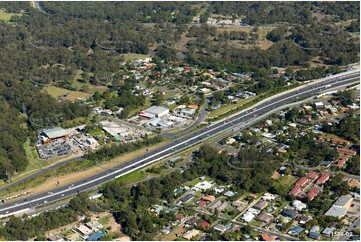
[0, 70, 359, 217]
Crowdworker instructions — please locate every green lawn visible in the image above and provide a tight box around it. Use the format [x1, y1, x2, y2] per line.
[273, 175, 297, 189]
[209, 96, 257, 118]
[184, 176, 212, 187]
[121, 53, 151, 61]
[128, 98, 152, 117]
[249, 220, 262, 227]
[113, 171, 147, 185]
[0, 9, 21, 21]
[42, 86, 70, 99]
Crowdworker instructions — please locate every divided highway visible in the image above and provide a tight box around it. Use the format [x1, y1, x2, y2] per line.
[0, 70, 359, 217]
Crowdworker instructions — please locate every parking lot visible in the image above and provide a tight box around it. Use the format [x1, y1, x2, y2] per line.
[36, 136, 78, 159]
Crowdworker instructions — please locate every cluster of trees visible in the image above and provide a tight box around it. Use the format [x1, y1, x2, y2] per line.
[208, 2, 359, 23]
[0, 100, 28, 181]
[102, 83, 146, 118]
[86, 135, 163, 162]
[322, 113, 360, 142]
[288, 133, 339, 167]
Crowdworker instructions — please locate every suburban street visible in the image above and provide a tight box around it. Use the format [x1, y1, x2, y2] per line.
[0, 70, 359, 218]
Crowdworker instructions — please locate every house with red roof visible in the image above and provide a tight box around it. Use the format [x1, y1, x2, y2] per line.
[261, 233, 276, 241]
[289, 185, 302, 196]
[295, 177, 309, 187]
[198, 221, 210, 228]
[331, 138, 350, 146]
[201, 195, 215, 203]
[307, 171, 319, 180]
[337, 148, 356, 156]
[316, 174, 330, 185]
[334, 156, 349, 168]
[198, 200, 207, 208]
[307, 187, 321, 201]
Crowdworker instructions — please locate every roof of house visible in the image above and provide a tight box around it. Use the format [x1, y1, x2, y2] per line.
[308, 232, 321, 239]
[182, 229, 200, 240]
[254, 200, 268, 209]
[316, 174, 330, 185]
[214, 224, 227, 231]
[224, 191, 236, 197]
[201, 195, 215, 202]
[261, 233, 276, 241]
[198, 200, 208, 208]
[295, 177, 309, 187]
[337, 147, 356, 156]
[281, 208, 297, 218]
[289, 226, 303, 234]
[86, 231, 105, 241]
[307, 171, 319, 180]
[307, 187, 321, 200]
[289, 185, 301, 196]
[198, 221, 210, 227]
[335, 156, 349, 167]
[310, 226, 320, 233]
[322, 227, 334, 235]
[187, 104, 199, 109]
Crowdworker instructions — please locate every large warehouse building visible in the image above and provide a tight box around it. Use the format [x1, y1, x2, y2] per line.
[40, 127, 69, 143]
[139, 106, 169, 118]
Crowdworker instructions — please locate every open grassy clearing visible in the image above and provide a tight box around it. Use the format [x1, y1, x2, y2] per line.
[121, 53, 151, 61]
[0, 9, 21, 21]
[272, 175, 297, 189]
[41, 86, 91, 101]
[42, 86, 70, 98]
[209, 96, 257, 118]
[217, 26, 275, 50]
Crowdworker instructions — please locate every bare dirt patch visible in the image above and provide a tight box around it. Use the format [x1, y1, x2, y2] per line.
[271, 171, 281, 179]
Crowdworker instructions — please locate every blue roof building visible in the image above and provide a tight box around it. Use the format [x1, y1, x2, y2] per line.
[86, 231, 105, 241]
[288, 226, 303, 235]
[308, 232, 321, 240]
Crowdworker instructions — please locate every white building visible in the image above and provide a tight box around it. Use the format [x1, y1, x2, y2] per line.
[292, 200, 307, 211]
[140, 106, 169, 118]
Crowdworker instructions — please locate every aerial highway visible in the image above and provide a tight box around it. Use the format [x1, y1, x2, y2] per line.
[0, 70, 359, 218]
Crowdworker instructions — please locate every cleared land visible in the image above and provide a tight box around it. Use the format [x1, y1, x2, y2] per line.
[0, 9, 21, 21]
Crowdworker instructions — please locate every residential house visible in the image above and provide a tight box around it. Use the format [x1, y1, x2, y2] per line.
[214, 224, 227, 233]
[256, 212, 273, 223]
[261, 233, 276, 241]
[316, 174, 330, 185]
[292, 200, 307, 211]
[322, 227, 334, 237]
[254, 200, 268, 210]
[182, 229, 200, 240]
[281, 208, 297, 218]
[288, 226, 303, 235]
[201, 195, 215, 203]
[307, 187, 321, 201]
[86, 231, 105, 241]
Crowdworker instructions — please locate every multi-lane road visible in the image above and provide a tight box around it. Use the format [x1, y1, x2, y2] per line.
[0, 70, 359, 218]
